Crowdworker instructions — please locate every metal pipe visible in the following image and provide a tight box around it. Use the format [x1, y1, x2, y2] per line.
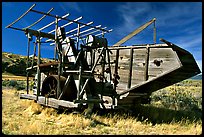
[6, 4, 36, 28]
[38, 13, 70, 31]
[24, 8, 54, 29]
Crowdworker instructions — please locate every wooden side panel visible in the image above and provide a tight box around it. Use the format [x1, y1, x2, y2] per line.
[108, 45, 181, 93]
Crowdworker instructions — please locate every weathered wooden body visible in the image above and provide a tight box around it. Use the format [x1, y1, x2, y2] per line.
[7, 4, 200, 112]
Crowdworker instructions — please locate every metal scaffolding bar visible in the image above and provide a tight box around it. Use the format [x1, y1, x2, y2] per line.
[46, 16, 83, 42]
[66, 21, 93, 35]
[38, 13, 70, 31]
[30, 8, 110, 32]
[24, 8, 54, 29]
[68, 24, 102, 38]
[6, 4, 36, 28]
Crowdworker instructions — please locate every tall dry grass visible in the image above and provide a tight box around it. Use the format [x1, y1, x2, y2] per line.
[2, 88, 202, 135]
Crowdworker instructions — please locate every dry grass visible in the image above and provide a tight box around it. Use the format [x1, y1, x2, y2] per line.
[2, 74, 34, 81]
[2, 88, 202, 135]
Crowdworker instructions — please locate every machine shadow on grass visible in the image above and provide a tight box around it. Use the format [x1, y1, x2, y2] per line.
[58, 104, 202, 126]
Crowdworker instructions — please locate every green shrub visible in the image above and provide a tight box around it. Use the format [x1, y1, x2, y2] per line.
[2, 80, 26, 90]
[9, 80, 17, 87]
[2, 80, 10, 87]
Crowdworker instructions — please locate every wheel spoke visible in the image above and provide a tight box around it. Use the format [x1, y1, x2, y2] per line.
[53, 80, 55, 89]
[49, 84, 52, 91]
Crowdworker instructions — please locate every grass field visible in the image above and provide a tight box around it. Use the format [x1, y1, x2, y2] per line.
[2, 74, 34, 81]
[1, 75, 202, 135]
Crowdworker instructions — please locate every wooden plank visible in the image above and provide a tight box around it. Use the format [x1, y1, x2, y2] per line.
[20, 93, 37, 100]
[20, 94, 78, 108]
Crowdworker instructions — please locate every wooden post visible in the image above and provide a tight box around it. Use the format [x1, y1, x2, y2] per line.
[153, 20, 156, 44]
[36, 36, 41, 101]
[107, 48, 112, 81]
[127, 48, 134, 89]
[101, 48, 106, 82]
[114, 49, 119, 90]
[144, 45, 150, 81]
[26, 38, 30, 94]
[55, 16, 62, 99]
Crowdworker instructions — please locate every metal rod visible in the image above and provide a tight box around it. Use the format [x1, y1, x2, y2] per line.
[48, 16, 82, 35]
[6, 4, 36, 28]
[60, 16, 83, 29]
[49, 28, 112, 46]
[59, 75, 71, 100]
[77, 24, 80, 51]
[66, 21, 93, 35]
[77, 66, 82, 100]
[30, 8, 110, 32]
[72, 26, 107, 40]
[24, 8, 54, 29]
[95, 29, 113, 36]
[69, 25, 102, 38]
[38, 13, 70, 31]
[79, 29, 112, 41]
[91, 48, 104, 73]
[6, 26, 24, 31]
[79, 78, 90, 97]
[46, 16, 83, 42]
[127, 48, 134, 89]
[49, 26, 111, 45]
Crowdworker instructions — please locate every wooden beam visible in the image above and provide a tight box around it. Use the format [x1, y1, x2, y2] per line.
[127, 48, 134, 88]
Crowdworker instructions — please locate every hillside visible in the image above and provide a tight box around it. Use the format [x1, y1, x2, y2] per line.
[2, 52, 52, 76]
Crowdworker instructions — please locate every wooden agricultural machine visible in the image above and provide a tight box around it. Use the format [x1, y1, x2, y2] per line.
[6, 4, 200, 114]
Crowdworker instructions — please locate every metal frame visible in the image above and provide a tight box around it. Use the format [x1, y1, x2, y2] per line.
[6, 3, 113, 109]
